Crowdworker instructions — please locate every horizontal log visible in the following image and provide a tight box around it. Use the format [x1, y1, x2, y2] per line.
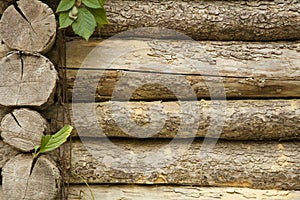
[66, 40, 300, 101]
[65, 0, 300, 41]
[44, 100, 300, 140]
[68, 139, 300, 190]
[68, 185, 300, 200]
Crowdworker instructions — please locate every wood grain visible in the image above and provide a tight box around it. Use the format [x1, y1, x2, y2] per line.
[2, 154, 61, 200]
[0, 139, 19, 168]
[68, 139, 300, 190]
[45, 100, 300, 140]
[0, 52, 57, 106]
[0, 108, 48, 152]
[0, 0, 56, 53]
[66, 40, 300, 101]
[68, 185, 300, 200]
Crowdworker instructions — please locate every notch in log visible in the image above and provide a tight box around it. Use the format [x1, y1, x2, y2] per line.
[0, 51, 57, 107]
[0, 0, 56, 53]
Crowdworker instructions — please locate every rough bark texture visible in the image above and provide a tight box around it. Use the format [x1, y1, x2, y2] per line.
[44, 100, 300, 140]
[0, 0, 56, 53]
[66, 40, 300, 101]
[71, 0, 300, 41]
[2, 154, 61, 200]
[0, 108, 48, 152]
[69, 139, 300, 190]
[68, 185, 300, 200]
[0, 51, 57, 106]
[0, 140, 19, 168]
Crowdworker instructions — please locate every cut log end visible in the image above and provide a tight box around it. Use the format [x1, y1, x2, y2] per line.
[0, 108, 48, 152]
[0, 0, 56, 53]
[2, 154, 61, 200]
[0, 51, 57, 107]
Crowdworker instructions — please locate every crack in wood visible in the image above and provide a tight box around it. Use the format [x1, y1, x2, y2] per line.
[10, 112, 22, 128]
[19, 51, 24, 80]
[12, 1, 29, 23]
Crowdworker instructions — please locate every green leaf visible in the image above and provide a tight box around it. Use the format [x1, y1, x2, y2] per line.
[87, 8, 109, 27]
[98, 0, 106, 7]
[82, 0, 101, 9]
[59, 12, 74, 29]
[56, 0, 75, 13]
[38, 125, 73, 154]
[72, 7, 97, 41]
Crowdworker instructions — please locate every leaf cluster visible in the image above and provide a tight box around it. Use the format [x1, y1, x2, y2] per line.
[57, 0, 109, 40]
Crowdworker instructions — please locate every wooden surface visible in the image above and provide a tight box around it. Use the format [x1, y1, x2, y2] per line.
[0, 139, 19, 168]
[68, 139, 300, 190]
[0, 52, 57, 106]
[66, 0, 300, 41]
[2, 154, 61, 200]
[0, 0, 56, 53]
[0, 34, 10, 58]
[68, 185, 300, 200]
[66, 40, 300, 101]
[45, 100, 300, 140]
[1, 108, 48, 152]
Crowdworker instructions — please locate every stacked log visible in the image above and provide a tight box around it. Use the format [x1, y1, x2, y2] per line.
[60, 0, 300, 198]
[0, 0, 61, 199]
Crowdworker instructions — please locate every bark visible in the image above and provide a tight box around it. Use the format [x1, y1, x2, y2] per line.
[68, 185, 300, 200]
[0, 139, 19, 168]
[72, 0, 300, 41]
[0, 0, 56, 53]
[66, 40, 300, 101]
[0, 51, 57, 106]
[0, 108, 48, 152]
[68, 139, 300, 190]
[2, 154, 61, 200]
[44, 100, 300, 140]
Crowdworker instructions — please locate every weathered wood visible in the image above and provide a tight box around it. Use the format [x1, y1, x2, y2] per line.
[65, 0, 300, 41]
[68, 185, 300, 200]
[0, 51, 57, 106]
[66, 40, 300, 101]
[68, 139, 300, 189]
[1, 108, 48, 152]
[44, 100, 300, 140]
[2, 154, 61, 200]
[0, 0, 56, 53]
[0, 139, 19, 168]
[0, 34, 10, 58]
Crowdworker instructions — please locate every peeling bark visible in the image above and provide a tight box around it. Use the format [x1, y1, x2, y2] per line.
[44, 100, 300, 140]
[65, 0, 300, 41]
[68, 185, 300, 200]
[66, 40, 300, 101]
[68, 139, 300, 190]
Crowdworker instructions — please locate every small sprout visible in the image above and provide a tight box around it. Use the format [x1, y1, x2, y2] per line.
[69, 6, 79, 20]
[33, 125, 73, 158]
